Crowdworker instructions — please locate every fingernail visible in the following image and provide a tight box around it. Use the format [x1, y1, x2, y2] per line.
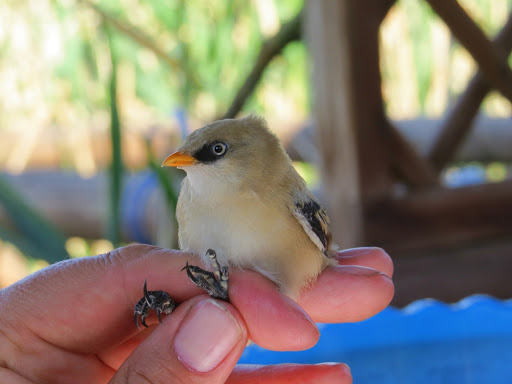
[335, 247, 381, 258]
[174, 299, 242, 372]
[335, 265, 386, 276]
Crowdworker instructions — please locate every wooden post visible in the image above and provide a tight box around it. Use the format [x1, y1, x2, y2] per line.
[305, 1, 361, 248]
[305, 0, 394, 247]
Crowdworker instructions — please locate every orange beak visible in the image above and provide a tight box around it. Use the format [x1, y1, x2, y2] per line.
[161, 151, 197, 167]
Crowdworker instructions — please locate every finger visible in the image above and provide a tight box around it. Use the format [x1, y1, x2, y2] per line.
[298, 265, 394, 323]
[110, 296, 248, 384]
[5, 244, 319, 359]
[227, 364, 352, 384]
[228, 270, 320, 351]
[2, 245, 202, 355]
[334, 247, 394, 277]
[0, 367, 34, 384]
[98, 325, 154, 370]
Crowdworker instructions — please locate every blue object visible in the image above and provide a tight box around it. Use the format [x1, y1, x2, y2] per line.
[121, 171, 159, 244]
[444, 165, 486, 187]
[238, 295, 512, 383]
[174, 108, 189, 140]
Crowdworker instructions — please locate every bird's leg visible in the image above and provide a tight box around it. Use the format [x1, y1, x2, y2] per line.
[134, 280, 178, 329]
[134, 250, 228, 329]
[182, 249, 229, 302]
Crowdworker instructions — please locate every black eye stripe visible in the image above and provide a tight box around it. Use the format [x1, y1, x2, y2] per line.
[193, 141, 228, 163]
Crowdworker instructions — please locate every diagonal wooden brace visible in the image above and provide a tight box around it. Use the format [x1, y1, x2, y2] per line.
[428, 11, 512, 171]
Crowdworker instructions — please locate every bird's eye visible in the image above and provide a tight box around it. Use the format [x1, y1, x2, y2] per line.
[211, 142, 227, 156]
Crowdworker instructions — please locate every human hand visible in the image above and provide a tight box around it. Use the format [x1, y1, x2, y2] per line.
[0, 245, 393, 383]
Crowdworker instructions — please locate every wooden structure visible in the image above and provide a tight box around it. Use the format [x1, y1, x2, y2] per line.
[306, 1, 512, 306]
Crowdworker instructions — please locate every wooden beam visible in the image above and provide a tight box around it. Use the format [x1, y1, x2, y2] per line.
[386, 119, 438, 188]
[344, 0, 395, 202]
[288, 117, 512, 164]
[365, 180, 512, 252]
[392, 240, 512, 307]
[428, 13, 512, 171]
[426, 0, 512, 103]
[396, 116, 512, 163]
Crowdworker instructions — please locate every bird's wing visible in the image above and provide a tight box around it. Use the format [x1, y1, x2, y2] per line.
[292, 191, 333, 257]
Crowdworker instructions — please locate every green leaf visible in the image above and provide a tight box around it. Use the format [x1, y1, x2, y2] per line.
[106, 25, 124, 248]
[0, 176, 68, 264]
[147, 143, 180, 214]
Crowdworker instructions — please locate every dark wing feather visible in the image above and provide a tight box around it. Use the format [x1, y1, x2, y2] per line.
[293, 198, 332, 256]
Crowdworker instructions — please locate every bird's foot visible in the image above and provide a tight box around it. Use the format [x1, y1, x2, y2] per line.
[134, 249, 228, 329]
[182, 249, 229, 302]
[134, 280, 178, 329]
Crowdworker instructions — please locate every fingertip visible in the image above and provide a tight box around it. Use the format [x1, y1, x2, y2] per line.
[299, 265, 394, 323]
[335, 247, 394, 278]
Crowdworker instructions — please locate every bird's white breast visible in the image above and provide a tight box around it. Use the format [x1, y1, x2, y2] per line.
[180, 194, 288, 270]
[176, 173, 327, 295]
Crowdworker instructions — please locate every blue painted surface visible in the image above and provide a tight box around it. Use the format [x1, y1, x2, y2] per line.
[238, 296, 512, 383]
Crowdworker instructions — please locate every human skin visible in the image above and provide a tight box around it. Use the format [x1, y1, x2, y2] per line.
[0, 245, 393, 383]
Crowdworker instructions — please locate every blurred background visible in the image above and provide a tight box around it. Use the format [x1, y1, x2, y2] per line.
[1, 0, 511, 306]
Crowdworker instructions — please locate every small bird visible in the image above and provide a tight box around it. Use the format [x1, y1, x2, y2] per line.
[134, 114, 336, 327]
[164, 114, 336, 299]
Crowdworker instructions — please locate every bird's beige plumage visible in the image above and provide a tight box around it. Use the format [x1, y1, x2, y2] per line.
[163, 115, 336, 299]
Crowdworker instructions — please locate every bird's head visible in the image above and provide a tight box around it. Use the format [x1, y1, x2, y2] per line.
[162, 115, 291, 196]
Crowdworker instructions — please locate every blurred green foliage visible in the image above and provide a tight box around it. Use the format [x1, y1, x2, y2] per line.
[0, 176, 68, 264]
[400, 0, 436, 110]
[45, 0, 307, 120]
[106, 24, 123, 248]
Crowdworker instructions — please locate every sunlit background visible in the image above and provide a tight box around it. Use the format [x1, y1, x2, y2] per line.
[1, 0, 511, 287]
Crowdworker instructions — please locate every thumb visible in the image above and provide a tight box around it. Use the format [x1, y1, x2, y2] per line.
[110, 296, 248, 384]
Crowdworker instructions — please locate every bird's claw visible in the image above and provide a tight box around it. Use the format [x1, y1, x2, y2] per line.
[134, 280, 178, 330]
[182, 249, 229, 302]
[134, 249, 229, 329]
